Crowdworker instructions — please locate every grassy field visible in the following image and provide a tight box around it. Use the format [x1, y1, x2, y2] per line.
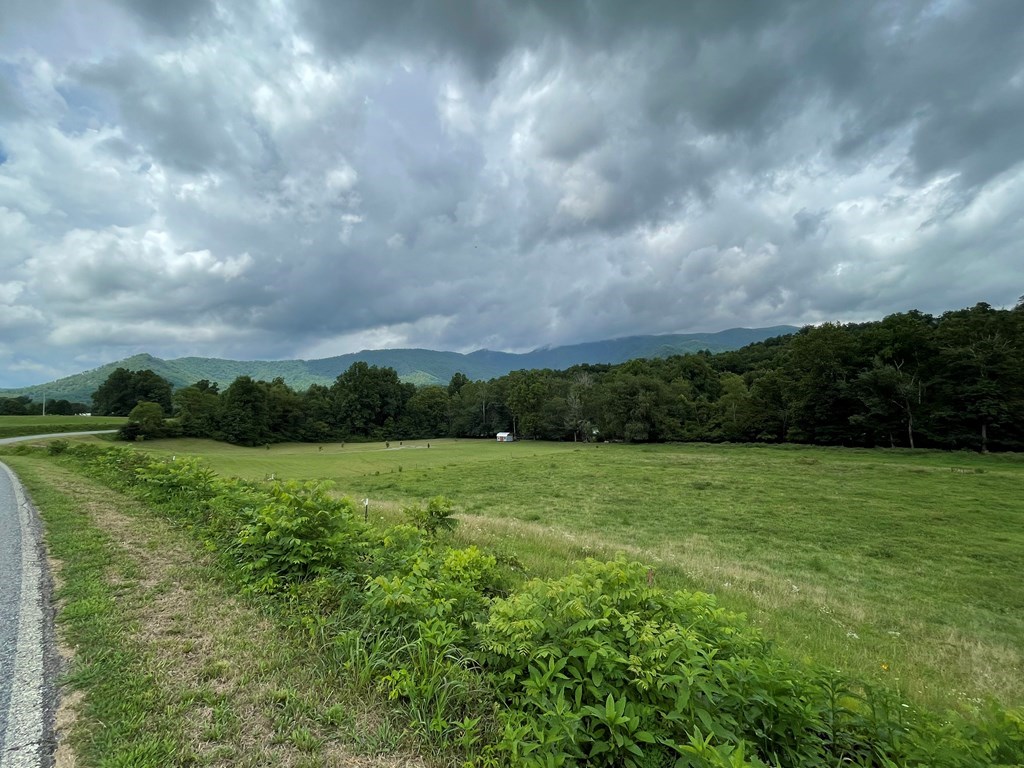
[69, 435, 1024, 713]
[0, 414, 126, 439]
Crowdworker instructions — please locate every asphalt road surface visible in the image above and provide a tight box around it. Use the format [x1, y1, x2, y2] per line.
[0, 430, 116, 446]
[0, 431, 107, 766]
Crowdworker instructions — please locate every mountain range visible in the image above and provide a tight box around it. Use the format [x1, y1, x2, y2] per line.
[1, 326, 798, 405]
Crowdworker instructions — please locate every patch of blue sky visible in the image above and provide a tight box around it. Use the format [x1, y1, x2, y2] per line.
[55, 82, 117, 135]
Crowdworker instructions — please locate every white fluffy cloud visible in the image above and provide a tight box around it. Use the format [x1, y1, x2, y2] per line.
[1, 0, 1022, 386]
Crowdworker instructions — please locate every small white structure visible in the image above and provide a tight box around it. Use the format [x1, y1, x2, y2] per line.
[496, 432, 515, 442]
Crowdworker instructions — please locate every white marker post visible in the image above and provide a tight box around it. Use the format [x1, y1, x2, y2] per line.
[362, 498, 369, 522]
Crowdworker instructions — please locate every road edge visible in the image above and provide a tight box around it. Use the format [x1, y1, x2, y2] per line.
[0, 461, 58, 768]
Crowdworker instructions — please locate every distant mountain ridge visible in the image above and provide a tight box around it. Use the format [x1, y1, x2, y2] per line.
[1, 326, 798, 404]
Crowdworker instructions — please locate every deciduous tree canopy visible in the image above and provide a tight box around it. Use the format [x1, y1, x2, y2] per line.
[92, 368, 173, 416]
[92, 301, 1024, 451]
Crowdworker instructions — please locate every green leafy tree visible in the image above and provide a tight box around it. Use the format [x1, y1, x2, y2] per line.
[597, 373, 678, 442]
[449, 380, 507, 436]
[0, 396, 32, 415]
[401, 385, 451, 438]
[133, 369, 174, 413]
[331, 362, 410, 438]
[92, 367, 138, 416]
[173, 381, 222, 438]
[784, 324, 860, 444]
[852, 359, 922, 448]
[124, 401, 167, 440]
[92, 368, 173, 416]
[933, 303, 1024, 451]
[219, 376, 270, 446]
[738, 368, 794, 442]
[263, 377, 306, 442]
[564, 370, 595, 442]
[506, 369, 551, 438]
[447, 371, 469, 397]
[714, 372, 753, 441]
[299, 383, 335, 441]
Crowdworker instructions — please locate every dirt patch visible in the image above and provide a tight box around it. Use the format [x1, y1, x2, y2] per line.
[52, 689, 83, 768]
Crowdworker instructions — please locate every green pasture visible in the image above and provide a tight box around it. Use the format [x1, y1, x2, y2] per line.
[0, 414, 126, 439]
[117, 436, 1024, 712]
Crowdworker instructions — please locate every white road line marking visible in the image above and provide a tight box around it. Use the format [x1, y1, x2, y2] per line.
[0, 462, 45, 768]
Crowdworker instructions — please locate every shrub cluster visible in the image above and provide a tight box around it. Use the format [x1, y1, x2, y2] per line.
[60, 444, 1024, 767]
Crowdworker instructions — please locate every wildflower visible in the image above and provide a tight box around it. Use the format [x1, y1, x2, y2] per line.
[881, 663, 889, 671]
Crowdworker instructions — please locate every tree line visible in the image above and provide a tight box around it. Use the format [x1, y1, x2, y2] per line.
[98, 300, 1024, 451]
[0, 395, 90, 416]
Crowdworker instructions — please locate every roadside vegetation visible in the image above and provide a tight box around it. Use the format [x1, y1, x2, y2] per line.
[4, 438, 1022, 766]
[4, 450, 427, 767]
[133, 437, 1024, 713]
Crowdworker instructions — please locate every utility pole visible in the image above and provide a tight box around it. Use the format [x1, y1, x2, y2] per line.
[42, 391, 46, 416]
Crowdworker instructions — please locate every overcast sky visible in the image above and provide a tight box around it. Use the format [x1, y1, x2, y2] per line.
[1, 0, 1022, 387]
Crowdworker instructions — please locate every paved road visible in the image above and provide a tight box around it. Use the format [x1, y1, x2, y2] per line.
[0, 461, 56, 768]
[0, 433, 96, 766]
[0, 430, 116, 446]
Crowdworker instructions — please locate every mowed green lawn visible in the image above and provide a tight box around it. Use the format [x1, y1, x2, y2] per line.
[129, 436, 1024, 712]
[0, 414, 126, 439]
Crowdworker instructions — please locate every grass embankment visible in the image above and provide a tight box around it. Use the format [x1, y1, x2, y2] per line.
[0, 415, 125, 439]
[132, 437, 1024, 713]
[4, 453, 425, 767]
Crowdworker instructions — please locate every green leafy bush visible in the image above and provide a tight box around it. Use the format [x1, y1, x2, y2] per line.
[405, 494, 458, 535]
[479, 558, 824, 766]
[232, 480, 366, 594]
[133, 456, 219, 508]
[46, 439, 70, 455]
[478, 559, 1024, 768]
[363, 545, 501, 641]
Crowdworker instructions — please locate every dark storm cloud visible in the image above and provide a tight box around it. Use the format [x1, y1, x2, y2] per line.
[298, 0, 1024, 202]
[74, 54, 267, 174]
[1, 0, 1022, 383]
[109, 0, 215, 37]
[823, 0, 1024, 197]
[295, 0, 522, 81]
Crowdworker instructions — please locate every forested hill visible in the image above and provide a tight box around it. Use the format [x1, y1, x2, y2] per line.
[156, 301, 1022, 452]
[0, 326, 797, 404]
